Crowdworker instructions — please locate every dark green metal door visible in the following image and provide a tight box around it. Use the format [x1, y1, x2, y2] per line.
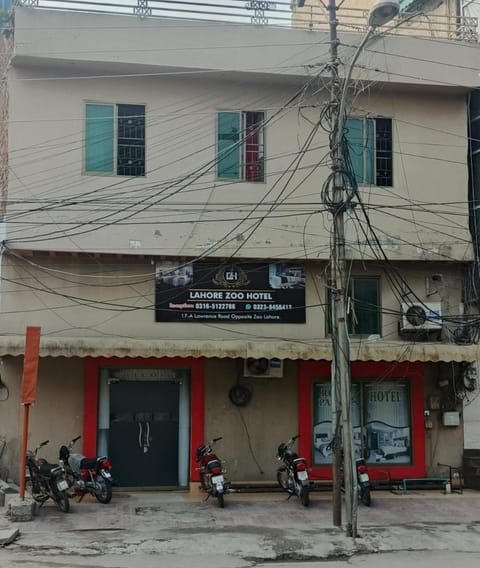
[108, 380, 180, 487]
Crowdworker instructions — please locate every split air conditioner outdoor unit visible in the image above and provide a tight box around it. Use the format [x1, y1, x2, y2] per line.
[400, 302, 442, 332]
[243, 357, 283, 378]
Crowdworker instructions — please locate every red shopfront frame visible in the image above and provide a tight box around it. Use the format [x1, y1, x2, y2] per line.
[298, 360, 426, 481]
[83, 356, 205, 482]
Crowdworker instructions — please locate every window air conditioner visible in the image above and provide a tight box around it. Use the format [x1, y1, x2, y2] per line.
[243, 357, 283, 378]
[400, 302, 442, 332]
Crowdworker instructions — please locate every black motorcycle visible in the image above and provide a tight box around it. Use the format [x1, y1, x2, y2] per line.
[356, 457, 372, 506]
[26, 440, 70, 512]
[277, 435, 310, 507]
[59, 435, 113, 504]
[196, 437, 229, 508]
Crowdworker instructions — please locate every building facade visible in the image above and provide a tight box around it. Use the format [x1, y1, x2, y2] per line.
[0, 4, 479, 489]
[292, 0, 478, 42]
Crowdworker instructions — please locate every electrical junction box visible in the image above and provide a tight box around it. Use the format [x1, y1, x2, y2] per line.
[442, 411, 460, 427]
[429, 394, 441, 410]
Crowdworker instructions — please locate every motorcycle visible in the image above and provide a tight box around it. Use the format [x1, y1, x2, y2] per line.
[26, 440, 70, 513]
[59, 435, 113, 504]
[356, 457, 372, 506]
[276, 435, 310, 507]
[195, 436, 229, 508]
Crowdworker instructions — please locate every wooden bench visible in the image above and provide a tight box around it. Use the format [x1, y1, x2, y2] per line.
[401, 477, 447, 494]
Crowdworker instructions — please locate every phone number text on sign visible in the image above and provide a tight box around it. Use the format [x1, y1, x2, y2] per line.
[155, 261, 306, 323]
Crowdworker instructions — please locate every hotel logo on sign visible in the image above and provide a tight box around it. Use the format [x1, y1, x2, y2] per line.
[212, 265, 250, 288]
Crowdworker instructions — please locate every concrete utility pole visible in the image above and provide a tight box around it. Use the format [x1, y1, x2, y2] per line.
[323, 0, 400, 537]
[327, 0, 356, 536]
[326, 0, 344, 531]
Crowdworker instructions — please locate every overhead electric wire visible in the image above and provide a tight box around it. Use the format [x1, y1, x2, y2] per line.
[5, 43, 329, 209]
[5, 74, 318, 209]
[5, 73, 326, 246]
[1, 11, 478, 338]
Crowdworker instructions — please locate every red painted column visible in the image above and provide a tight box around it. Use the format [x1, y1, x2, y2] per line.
[83, 357, 99, 457]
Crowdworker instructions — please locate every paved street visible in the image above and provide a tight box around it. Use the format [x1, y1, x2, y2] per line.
[1, 489, 480, 567]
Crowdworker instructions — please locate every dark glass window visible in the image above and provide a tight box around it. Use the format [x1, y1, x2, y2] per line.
[327, 277, 380, 336]
[117, 104, 145, 177]
[375, 118, 393, 186]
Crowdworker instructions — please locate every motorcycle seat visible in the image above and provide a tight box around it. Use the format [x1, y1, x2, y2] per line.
[80, 457, 98, 470]
[293, 457, 306, 465]
[284, 451, 299, 463]
[39, 462, 62, 476]
[205, 458, 222, 472]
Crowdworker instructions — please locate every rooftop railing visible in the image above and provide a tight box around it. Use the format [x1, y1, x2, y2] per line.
[11, 0, 479, 42]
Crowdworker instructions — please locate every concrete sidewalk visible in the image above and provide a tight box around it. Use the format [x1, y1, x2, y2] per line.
[1, 488, 480, 564]
[4, 487, 480, 529]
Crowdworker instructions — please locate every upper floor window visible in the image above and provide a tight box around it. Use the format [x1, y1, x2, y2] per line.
[85, 103, 145, 177]
[345, 117, 392, 187]
[217, 111, 265, 182]
[327, 277, 380, 336]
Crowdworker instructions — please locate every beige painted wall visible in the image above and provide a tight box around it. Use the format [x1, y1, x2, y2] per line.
[0, 353, 466, 484]
[0, 355, 84, 482]
[6, 8, 475, 260]
[423, 362, 464, 475]
[0, 354, 297, 483]
[204, 358, 298, 481]
[0, 255, 467, 342]
[6, 73, 472, 260]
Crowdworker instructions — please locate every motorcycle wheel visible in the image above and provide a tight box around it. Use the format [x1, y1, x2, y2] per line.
[360, 486, 371, 507]
[277, 468, 289, 491]
[216, 492, 225, 508]
[26, 478, 45, 503]
[94, 476, 113, 504]
[55, 490, 70, 513]
[301, 486, 310, 507]
[200, 473, 209, 491]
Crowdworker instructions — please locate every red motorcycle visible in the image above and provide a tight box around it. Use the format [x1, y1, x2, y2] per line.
[196, 437, 229, 508]
[59, 436, 113, 504]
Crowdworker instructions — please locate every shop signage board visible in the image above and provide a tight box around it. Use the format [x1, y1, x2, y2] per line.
[155, 261, 305, 323]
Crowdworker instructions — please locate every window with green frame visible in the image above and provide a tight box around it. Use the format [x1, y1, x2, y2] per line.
[327, 277, 380, 336]
[85, 103, 145, 176]
[345, 117, 392, 187]
[217, 111, 265, 182]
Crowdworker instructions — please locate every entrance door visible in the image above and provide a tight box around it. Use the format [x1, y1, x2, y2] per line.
[108, 380, 180, 487]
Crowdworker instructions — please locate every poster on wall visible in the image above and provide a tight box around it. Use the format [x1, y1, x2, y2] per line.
[155, 261, 306, 323]
[312, 383, 361, 465]
[312, 380, 412, 465]
[312, 382, 333, 465]
[364, 382, 411, 464]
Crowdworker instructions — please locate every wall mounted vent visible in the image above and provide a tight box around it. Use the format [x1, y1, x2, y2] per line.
[400, 302, 442, 332]
[243, 357, 283, 378]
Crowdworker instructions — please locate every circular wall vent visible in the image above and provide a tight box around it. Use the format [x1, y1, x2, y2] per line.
[229, 384, 252, 407]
